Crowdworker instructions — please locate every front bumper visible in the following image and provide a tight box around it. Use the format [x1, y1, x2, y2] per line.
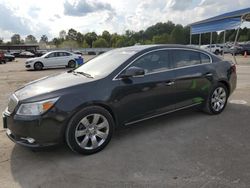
[2, 110, 66, 148]
[25, 64, 33, 69]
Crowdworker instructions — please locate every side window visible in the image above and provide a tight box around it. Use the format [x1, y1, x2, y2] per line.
[57, 52, 64, 57]
[172, 50, 201, 68]
[130, 50, 170, 73]
[64, 52, 71, 56]
[200, 53, 211, 64]
[47, 52, 56, 58]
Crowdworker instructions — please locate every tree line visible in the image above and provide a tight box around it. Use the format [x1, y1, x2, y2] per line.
[1, 21, 250, 48]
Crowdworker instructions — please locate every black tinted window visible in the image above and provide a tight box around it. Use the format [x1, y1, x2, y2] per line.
[172, 50, 201, 68]
[200, 53, 210, 64]
[131, 50, 170, 73]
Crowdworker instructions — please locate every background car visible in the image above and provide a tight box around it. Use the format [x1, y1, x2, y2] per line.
[25, 50, 81, 70]
[4, 53, 15, 62]
[201, 44, 223, 55]
[0, 51, 6, 64]
[35, 50, 48, 57]
[3, 45, 237, 155]
[18, 51, 36, 58]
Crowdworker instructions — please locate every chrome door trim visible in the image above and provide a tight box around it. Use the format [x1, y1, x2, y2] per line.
[112, 48, 212, 81]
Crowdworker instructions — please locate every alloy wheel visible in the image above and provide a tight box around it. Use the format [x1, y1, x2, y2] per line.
[211, 87, 227, 112]
[75, 113, 109, 150]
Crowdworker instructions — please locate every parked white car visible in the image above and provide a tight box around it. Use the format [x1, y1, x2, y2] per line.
[201, 44, 223, 55]
[25, 51, 80, 70]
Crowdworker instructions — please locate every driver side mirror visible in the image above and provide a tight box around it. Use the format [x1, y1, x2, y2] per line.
[120, 66, 145, 79]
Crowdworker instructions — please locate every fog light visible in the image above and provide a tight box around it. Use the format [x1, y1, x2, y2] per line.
[6, 128, 11, 135]
[21, 137, 36, 144]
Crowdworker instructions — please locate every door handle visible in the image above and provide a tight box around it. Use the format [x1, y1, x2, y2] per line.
[204, 73, 213, 77]
[165, 81, 175, 86]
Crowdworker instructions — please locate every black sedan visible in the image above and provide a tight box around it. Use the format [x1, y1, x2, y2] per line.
[4, 53, 15, 62]
[2, 45, 237, 155]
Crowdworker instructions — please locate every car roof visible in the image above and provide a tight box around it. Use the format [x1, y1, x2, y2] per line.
[119, 44, 212, 55]
[47, 50, 72, 53]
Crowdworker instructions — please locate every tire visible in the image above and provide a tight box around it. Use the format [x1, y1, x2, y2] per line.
[34, 62, 43, 70]
[68, 60, 76, 68]
[203, 83, 228, 115]
[215, 50, 219, 55]
[66, 106, 114, 155]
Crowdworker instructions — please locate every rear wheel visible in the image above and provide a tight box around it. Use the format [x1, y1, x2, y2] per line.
[203, 83, 228, 114]
[68, 60, 76, 68]
[34, 62, 43, 70]
[66, 106, 114, 155]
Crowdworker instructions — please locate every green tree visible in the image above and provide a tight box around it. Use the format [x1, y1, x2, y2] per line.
[40, 35, 48, 43]
[153, 33, 170, 44]
[67, 28, 78, 41]
[92, 38, 108, 48]
[102, 31, 111, 46]
[76, 32, 84, 46]
[11, 34, 21, 44]
[59, 30, 67, 39]
[114, 37, 126, 47]
[25, 35, 37, 44]
[0, 37, 3, 44]
[82, 40, 89, 48]
[52, 38, 60, 47]
[85, 32, 97, 47]
[170, 24, 185, 44]
[59, 40, 78, 48]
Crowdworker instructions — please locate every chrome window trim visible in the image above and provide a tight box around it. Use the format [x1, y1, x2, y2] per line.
[112, 48, 212, 81]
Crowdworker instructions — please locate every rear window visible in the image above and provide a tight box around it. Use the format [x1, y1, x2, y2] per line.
[172, 50, 211, 68]
[172, 50, 201, 68]
[200, 53, 211, 64]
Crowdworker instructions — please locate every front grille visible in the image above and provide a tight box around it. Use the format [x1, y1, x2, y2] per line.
[7, 94, 18, 113]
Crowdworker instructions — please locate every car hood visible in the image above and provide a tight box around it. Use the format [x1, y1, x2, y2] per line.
[15, 72, 96, 100]
[27, 57, 40, 61]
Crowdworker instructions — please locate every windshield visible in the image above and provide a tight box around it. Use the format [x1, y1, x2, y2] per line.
[41, 52, 51, 57]
[75, 48, 137, 78]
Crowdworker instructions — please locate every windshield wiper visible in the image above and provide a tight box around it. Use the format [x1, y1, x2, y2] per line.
[72, 70, 94, 78]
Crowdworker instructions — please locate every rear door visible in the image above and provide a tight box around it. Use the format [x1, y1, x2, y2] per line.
[171, 49, 214, 109]
[114, 49, 177, 124]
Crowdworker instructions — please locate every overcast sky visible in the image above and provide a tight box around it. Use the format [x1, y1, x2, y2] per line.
[0, 0, 250, 41]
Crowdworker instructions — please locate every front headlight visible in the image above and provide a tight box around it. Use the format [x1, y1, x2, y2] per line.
[26, 60, 34, 64]
[16, 97, 59, 116]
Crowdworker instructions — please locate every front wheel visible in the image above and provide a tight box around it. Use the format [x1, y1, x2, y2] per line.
[34, 62, 43, 70]
[66, 106, 114, 155]
[203, 83, 228, 115]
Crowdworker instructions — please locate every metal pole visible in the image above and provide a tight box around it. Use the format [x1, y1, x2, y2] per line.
[210, 32, 212, 52]
[199, 33, 201, 47]
[190, 27, 192, 45]
[233, 16, 243, 64]
[223, 30, 226, 57]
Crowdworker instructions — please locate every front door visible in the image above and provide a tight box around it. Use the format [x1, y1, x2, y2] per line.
[114, 50, 177, 124]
